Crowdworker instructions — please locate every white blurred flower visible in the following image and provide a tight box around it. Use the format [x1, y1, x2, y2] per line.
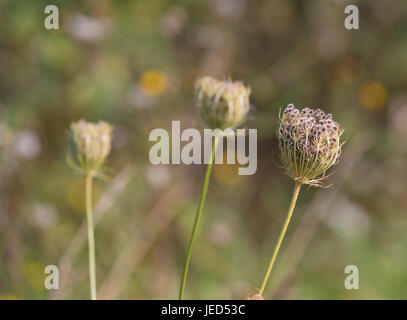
[68, 14, 111, 43]
[12, 130, 41, 160]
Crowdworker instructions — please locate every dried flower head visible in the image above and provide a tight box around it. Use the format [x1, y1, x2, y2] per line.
[277, 104, 344, 186]
[68, 119, 113, 174]
[195, 76, 251, 129]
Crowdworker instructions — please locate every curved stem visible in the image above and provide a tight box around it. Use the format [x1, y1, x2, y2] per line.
[178, 134, 220, 300]
[259, 182, 301, 296]
[85, 172, 97, 300]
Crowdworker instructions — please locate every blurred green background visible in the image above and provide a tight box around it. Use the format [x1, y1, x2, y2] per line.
[1, 0, 407, 299]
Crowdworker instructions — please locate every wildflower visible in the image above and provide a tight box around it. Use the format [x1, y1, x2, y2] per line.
[66, 119, 113, 300]
[178, 76, 251, 300]
[139, 70, 168, 96]
[195, 76, 251, 129]
[68, 119, 113, 174]
[256, 104, 344, 298]
[277, 104, 343, 187]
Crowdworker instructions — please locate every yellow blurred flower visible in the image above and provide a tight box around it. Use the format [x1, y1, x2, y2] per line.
[139, 70, 168, 96]
[359, 81, 388, 110]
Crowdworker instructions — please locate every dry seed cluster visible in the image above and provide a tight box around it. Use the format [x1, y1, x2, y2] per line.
[277, 104, 343, 186]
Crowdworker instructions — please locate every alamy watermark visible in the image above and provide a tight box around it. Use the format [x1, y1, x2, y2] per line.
[44, 5, 59, 30]
[149, 121, 257, 175]
[344, 5, 359, 30]
[44, 265, 59, 290]
[344, 265, 359, 290]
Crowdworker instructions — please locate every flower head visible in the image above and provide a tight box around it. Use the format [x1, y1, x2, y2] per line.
[195, 76, 251, 129]
[68, 119, 113, 174]
[277, 104, 343, 186]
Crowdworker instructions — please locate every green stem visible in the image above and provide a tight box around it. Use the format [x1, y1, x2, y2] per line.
[178, 134, 220, 300]
[258, 182, 301, 296]
[85, 172, 97, 300]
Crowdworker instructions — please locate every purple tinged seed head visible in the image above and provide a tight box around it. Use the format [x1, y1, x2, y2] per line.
[277, 104, 343, 186]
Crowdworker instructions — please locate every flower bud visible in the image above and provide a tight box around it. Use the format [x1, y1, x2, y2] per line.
[277, 104, 343, 186]
[68, 119, 113, 173]
[195, 76, 251, 129]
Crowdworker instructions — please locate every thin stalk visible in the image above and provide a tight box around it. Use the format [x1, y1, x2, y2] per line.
[258, 182, 302, 296]
[85, 171, 97, 300]
[178, 134, 220, 300]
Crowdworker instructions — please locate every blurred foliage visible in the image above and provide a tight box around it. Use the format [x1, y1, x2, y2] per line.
[0, 0, 407, 299]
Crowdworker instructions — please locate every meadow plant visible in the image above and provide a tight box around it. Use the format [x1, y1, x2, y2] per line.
[195, 76, 251, 130]
[178, 76, 251, 299]
[67, 119, 113, 300]
[254, 104, 344, 299]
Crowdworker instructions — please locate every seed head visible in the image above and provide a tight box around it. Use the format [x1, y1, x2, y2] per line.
[68, 119, 113, 174]
[195, 76, 251, 129]
[277, 104, 343, 187]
